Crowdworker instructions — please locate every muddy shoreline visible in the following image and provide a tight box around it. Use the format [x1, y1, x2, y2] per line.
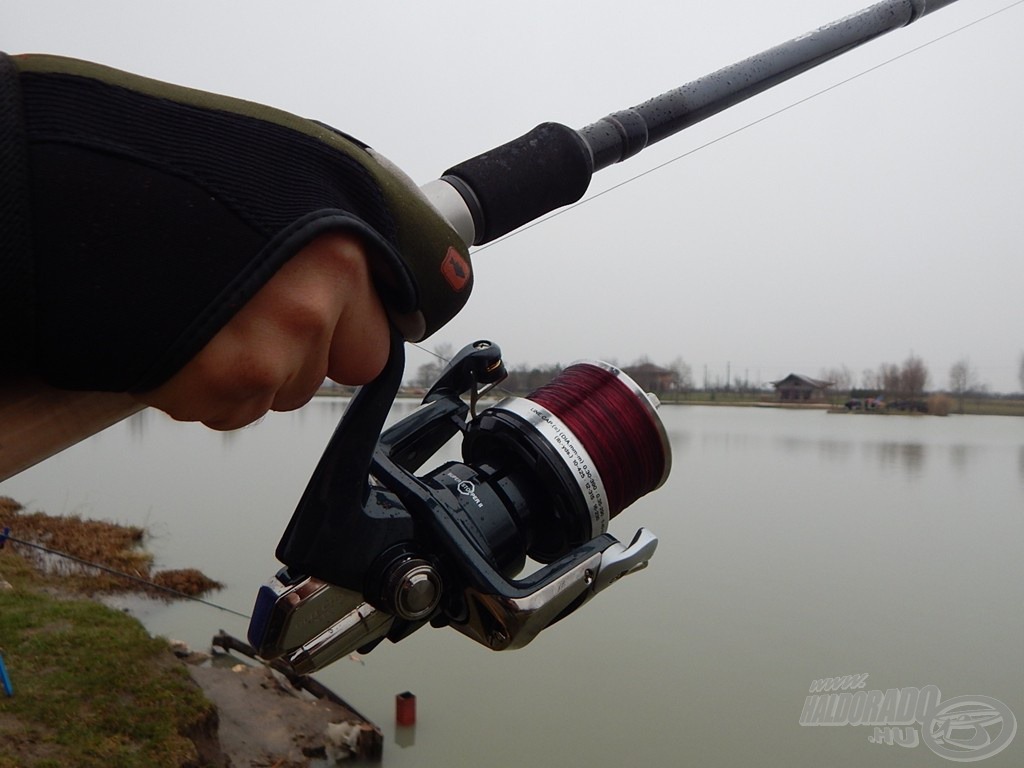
[181, 643, 380, 766]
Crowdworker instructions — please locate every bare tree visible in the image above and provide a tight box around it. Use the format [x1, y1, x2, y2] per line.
[504, 363, 563, 393]
[879, 362, 901, 397]
[899, 354, 929, 403]
[669, 356, 694, 396]
[841, 365, 854, 392]
[819, 366, 851, 405]
[874, 357, 928, 407]
[414, 342, 454, 388]
[949, 358, 978, 414]
[826, 365, 854, 392]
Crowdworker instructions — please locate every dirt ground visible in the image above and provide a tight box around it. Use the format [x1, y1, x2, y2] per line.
[186, 655, 369, 767]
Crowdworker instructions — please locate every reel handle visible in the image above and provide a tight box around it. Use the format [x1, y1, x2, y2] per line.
[274, 328, 409, 588]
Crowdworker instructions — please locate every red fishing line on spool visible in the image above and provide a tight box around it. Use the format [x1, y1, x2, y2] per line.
[463, 359, 671, 562]
[526, 363, 669, 520]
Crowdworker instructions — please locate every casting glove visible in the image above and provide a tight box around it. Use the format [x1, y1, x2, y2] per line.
[0, 53, 473, 392]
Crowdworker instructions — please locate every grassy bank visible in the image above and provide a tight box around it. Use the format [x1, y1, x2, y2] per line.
[0, 501, 220, 768]
[952, 397, 1024, 417]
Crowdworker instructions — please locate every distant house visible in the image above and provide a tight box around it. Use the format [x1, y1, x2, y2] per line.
[771, 373, 833, 402]
[622, 362, 675, 393]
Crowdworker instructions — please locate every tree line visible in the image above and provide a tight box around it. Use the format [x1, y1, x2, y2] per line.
[819, 354, 1024, 407]
[409, 346, 1024, 401]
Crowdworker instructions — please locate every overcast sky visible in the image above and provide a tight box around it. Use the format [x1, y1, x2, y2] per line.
[5, 0, 1023, 392]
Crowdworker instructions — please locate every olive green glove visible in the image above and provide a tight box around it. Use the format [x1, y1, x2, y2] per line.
[1, 53, 472, 391]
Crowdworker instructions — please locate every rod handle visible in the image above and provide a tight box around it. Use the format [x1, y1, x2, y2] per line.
[441, 123, 593, 245]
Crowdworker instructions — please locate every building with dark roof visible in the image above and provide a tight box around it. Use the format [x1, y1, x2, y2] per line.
[770, 373, 833, 402]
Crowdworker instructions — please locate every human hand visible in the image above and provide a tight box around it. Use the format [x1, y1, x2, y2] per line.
[16, 54, 473, 395]
[134, 232, 389, 430]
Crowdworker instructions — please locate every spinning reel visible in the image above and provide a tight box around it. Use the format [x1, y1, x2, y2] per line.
[248, 333, 671, 673]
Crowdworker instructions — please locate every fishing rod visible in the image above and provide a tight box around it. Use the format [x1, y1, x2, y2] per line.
[0, 0, 966, 483]
[247, 0, 970, 667]
[421, 0, 961, 248]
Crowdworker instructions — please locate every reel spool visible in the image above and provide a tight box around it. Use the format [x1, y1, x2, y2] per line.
[464, 361, 671, 563]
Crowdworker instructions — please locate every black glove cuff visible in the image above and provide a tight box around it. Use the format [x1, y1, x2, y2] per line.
[0, 53, 34, 369]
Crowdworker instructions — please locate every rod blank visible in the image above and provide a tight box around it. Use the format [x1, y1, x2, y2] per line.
[439, 0, 963, 244]
[580, 0, 960, 170]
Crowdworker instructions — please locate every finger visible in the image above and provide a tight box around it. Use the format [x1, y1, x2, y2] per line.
[324, 237, 390, 385]
[136, 231, 388, 429]
[138, 330, 282, 430]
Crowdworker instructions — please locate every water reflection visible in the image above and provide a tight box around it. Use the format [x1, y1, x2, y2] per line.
[2, 404, 1022, 768]
[870, 441, 926, 477]
[772, 433, 928, 476]
[127, 408, 148, 441]
[680, 407, 1024, 486]
[816, 438, 853, 462]
[701, 430, 762, 453]
[774, 435, 853, 462]
[121, 397, 356, 448]
[950, 443, 969, 474]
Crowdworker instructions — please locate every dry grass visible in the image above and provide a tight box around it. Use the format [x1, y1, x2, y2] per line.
[926, 393, 953, 416]
[0, 497, 221, 598]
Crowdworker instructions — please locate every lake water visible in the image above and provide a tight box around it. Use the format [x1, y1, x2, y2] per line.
[2, 401, 1022, 767]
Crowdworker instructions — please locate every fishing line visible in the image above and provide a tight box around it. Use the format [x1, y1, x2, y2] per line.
[471, 0, 1021, 254]
[0, 529, 251, 619]
[459, 359, 671, 562]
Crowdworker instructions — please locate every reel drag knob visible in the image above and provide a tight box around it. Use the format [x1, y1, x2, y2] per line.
[382, 558, 443, 621]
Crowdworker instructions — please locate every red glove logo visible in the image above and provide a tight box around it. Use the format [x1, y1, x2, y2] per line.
[441, 247, 471, 292]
